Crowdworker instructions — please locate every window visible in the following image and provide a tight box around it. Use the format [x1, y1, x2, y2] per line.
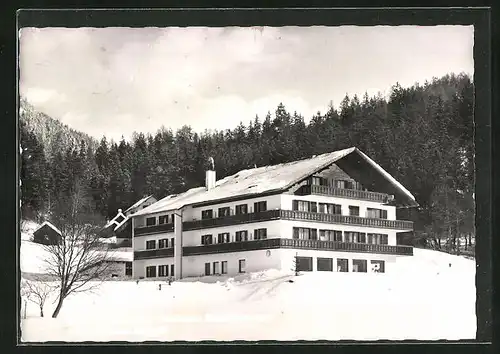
[202, 209, 213, 219]
[170, 264, 174, 277]
[366, 208, 388, 219]
[213, 261, 220, 275]
[335, 180, 353, 189]
[311, 176, 328, 186]
[158, 265, 169, 277]
[158, 215, 169, 224]
[146, 240, 156, 249]
[146, 217, 156, 226]
[349, 206, 360, 216]
[296, 256, 313, 272]
[218, 207, 230, 218]
[125, 262, 132, 276]
[254, 201, 267, 213]
[201, 234, 213, 245]
[254, 228, 267, 240]
[345, 232, 366, 243]
[319, 203, 342, 215]
[205, 262, 211, 276]
[352, 259, 368, 273]
[319, 229, 342, 242]
[239, 259, 246, 273]
[337, 258, 349, 272]
[293, 227, 317, 240]
[221, 261, 228, 274]
[371, 260, 385, 273]
[158, 239, 168, 249]
[292, 200, 316, 212]
[317, 257, 333, 271]
[235, 204, 248, 215]
[170, 238, 175, 248]
[146, 266, 156, 278]
[217, 232, 230, 243]
[368, 233, 389, 245]
[235, 230, 248, 242]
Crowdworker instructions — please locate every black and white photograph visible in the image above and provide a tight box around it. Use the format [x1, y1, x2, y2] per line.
[18, 14, 478, 342]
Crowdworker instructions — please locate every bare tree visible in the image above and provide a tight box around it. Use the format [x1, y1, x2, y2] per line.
[42, 181, 111, 318]
[21, 277, 54, 317]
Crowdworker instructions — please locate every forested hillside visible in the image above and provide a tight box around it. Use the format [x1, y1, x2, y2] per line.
[20, 73, 474, 251]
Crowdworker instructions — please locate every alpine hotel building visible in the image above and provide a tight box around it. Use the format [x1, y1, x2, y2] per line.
[131, 147, 418, 279]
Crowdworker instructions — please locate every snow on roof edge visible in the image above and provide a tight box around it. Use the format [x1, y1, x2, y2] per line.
[354, 148, 418, 206]
[124, 195, 154, 213]
[35, 221, 62, 235]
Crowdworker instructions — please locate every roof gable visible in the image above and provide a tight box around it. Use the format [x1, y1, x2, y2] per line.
[34, 221, 62, 235]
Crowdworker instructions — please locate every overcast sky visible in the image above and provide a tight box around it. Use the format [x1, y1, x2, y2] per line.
[19, 26, 474, 142]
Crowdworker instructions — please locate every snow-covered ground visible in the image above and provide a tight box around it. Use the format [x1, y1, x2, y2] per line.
[20, 246, 476, 342]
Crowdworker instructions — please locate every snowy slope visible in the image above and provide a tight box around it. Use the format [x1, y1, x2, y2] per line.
[20, 248, 476, 342]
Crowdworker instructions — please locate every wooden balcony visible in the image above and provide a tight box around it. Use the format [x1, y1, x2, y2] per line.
[298, 185, 391, 203]
[134, 223, 174, 237]
[279, 238, 413, 255]
[182, 210, 281, 231]
[134, 247, 174, 260]
[280, 210, 413, 230]
[182, 237, 413, 256]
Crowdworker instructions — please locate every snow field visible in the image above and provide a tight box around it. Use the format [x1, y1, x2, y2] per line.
[20, 248, 476, 342]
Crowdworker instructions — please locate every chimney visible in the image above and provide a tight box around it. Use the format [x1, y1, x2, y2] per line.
[206, 157, 216, 190]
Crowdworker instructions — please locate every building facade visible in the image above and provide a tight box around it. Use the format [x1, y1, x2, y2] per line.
[131, 147, 417, 279]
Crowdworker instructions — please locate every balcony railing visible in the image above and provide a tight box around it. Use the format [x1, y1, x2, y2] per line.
[279, 238, 413, 255]
[134, 223, 174, 237]
[182, 237, 413, 256]
[280, 210, 413, 230]
[134, 247, 174, 260]
[299, 185, 391, 203]
[182, 210, 281, 231]
[183, 238, 282, 256]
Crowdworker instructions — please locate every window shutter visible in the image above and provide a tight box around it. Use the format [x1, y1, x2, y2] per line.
[292, 200, 299, 211]
[382, 210, 388, 219]
[293, 227, 299, 239]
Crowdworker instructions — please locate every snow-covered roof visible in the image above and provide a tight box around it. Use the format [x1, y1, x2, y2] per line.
[34, 221, 62, 236]
[108, 250, 133, 262]
[124, 195, 155, 214]
[132, 147, 417, 217]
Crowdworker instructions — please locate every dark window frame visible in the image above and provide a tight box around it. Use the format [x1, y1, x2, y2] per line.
[218, 207, 231, 218]
[201, 209, 213, 219]
[254, 201, 267, 213]
[238, 259, 246, 273]
[146, 240, 156, 250]
[235, 230, 248, 242]
[205, 262, 211, 276]
[254, 228, 267, 240]
[146, 265, 156, 278]
[221, 261, 228, 274]
[337, 258, 349, 272]
[146, 217, 156, 226]
[235, 204, 248, 215]
[317, 257, 333, 271]
[201, 234, 213, 245]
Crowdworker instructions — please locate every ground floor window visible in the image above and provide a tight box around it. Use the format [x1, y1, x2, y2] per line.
[158, 265, 169, 277]
[125, 262, 132, 276]
[205, 262, 211, 276]
[239, 259, 246, 273]
[146, 266, 156, 278]
[213, 261, 220, 275]
[170, 264, 174, 277]
[371, 260, 385, 273]
[221, 261, 228, 274]
[352, 259, 368, 273]
[337, 258, 349, 272]
[296, 256, 313, 272]
[317, 257, 333, 271]
[170, 238, 175, 248]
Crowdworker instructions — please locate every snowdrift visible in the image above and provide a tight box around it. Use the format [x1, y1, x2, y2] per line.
[20, 248, 476, 342]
